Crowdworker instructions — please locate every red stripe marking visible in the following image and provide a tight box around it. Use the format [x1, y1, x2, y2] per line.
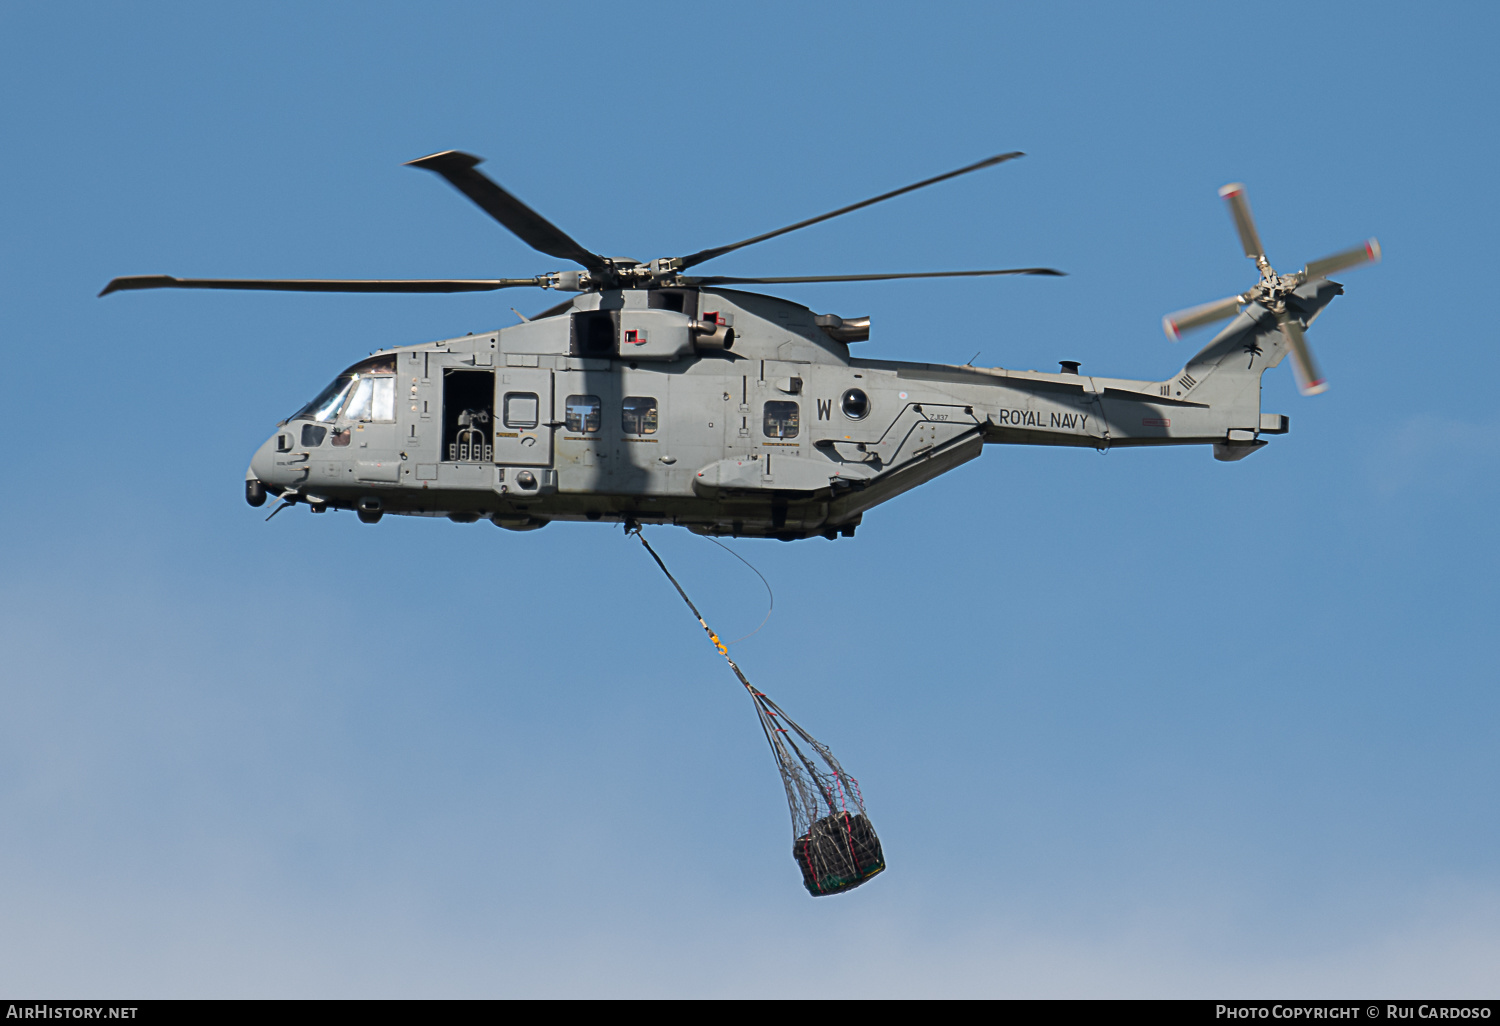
[799, 838, 822, 893]
[840, 811, 862, 885]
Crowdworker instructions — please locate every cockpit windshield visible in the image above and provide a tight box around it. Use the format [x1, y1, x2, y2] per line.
[296, 375, 355, 423]
[292, 356, 397, 423]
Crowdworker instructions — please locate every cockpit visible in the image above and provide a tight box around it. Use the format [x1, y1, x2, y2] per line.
[292, 356, 397, 425]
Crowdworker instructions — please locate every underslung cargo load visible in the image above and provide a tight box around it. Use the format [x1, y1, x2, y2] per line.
[750, 686, 885, 895]
[632, 527, 885, 896]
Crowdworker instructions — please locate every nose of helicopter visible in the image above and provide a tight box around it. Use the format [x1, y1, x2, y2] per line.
[246, 430, 290, 505]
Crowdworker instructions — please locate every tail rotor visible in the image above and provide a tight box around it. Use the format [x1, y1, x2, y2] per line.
[1161, 182, 1379, 396]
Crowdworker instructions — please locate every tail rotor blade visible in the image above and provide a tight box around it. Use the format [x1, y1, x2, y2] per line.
[1162, 294, 1244, 341]
[1277, 310, 1327, 395]
[1303, 238, 1381, 280]
[1219, 183, 1266, 262]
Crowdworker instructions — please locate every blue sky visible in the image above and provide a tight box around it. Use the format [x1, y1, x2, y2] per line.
[2, 1, 1497, 997]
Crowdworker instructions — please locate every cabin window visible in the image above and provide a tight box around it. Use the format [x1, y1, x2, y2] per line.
[763, 400, 800, 439]
[622, 396, 658, 435]
[300, 424, 326, 447]
[565, 394, 601, 433]
[504, 392, 540, 429]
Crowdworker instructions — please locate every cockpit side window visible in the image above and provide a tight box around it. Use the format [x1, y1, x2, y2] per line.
[368, 377, 394, 421]
[292, 355, 397, 424]
[343, 377, 376, 422]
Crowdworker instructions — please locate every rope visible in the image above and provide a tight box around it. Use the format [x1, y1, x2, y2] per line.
[629, 524, 840, 814]
[629, 523, 884, 897]
[631, 525, 731, 659]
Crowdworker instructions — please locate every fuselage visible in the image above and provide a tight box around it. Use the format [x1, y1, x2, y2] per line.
[248, 285, 1295, 539]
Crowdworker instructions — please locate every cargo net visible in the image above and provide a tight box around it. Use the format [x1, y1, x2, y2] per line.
[749, 687, 886, 895]
[632, 527, 885, 896]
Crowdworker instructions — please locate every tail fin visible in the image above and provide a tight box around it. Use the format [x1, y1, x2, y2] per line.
[1169, 277, 1344, 406]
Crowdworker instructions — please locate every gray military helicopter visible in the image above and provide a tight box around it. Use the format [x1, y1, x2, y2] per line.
[101, 152, 1378, 540]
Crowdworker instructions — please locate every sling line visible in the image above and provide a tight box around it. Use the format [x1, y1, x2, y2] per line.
[628, 524, 886, 896]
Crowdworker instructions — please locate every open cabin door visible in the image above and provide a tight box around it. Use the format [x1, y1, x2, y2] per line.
[494, 368, 554, 467]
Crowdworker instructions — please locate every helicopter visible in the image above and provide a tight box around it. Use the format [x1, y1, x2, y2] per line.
[100, 151, 1379, 540]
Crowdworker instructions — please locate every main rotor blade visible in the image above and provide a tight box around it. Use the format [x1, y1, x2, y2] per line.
[405, 151, 612, 277]
[99, 275, 540, 297]
[1303, 238, 1381, 280]
[1219, 182, 1266, 262]
[682, 267, 1064, 286]
[1161, 294, 1244, 341]
[1277, 310, 1327, 396]
[673, 152, 1027, 271]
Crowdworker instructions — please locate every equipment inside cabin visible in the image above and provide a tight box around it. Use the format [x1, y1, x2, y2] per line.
[442, 370, 494, 462]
